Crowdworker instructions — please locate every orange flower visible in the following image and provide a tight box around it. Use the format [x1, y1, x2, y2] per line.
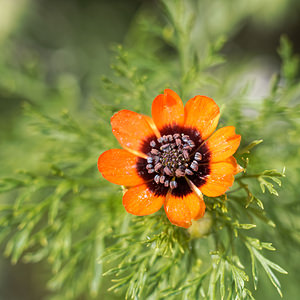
[98, 89, 241, 228]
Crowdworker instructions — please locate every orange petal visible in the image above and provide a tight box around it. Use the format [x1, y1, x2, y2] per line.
[184, 95, 220, 140]
[164, 190, 206, 228]
[98, 149, 145, 186]
[203, 126, 241, 162]
[111, 110, 155, 158]
[227, 156, 244, 175]
[123, 184, 165, 216]
[200, 157, 237, 197]
[151, 89, 184, 131]
[143, 114, 161, 138]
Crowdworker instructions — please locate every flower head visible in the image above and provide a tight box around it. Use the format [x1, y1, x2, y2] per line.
[98, 89, 241, 228]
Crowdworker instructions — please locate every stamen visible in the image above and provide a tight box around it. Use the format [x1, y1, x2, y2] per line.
[188, 140, 195, 147]
[175, 168, 185, 177]
[190, 161, 199, 171]
[183, 150, 189, 160]
[150, 140, 156, 147]
[170, 180, 178, 189]
[160, 144, 170, 151]
[147, 157, 153, 163]
[164, 180, 169, 187]
[154, 175, 160, 184]
[185, 169, 194, 176]
[183, 145, 192, 150]
[154, 163, 162, 172]
[151, 149, 160, 155]
[182, 135, 189, 142]
[164, 166, 172, 176]
[175, 139, 182, 146]
[154, 156, 160, 163]
[160, 176, 165, 184]
[194, 152, 202, 161]
[146, 164, 153, 169]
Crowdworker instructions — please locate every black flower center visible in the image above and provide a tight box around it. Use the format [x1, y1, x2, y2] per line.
[137, 125, 211, 197]
[145, 133, 203, 189]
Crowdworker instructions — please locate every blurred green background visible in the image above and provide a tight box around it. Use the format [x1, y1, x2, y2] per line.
[0, 0, 299, 299]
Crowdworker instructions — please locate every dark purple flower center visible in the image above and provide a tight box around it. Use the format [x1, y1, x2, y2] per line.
[137, 125, 211, 197]
[145, 133, 203, 189]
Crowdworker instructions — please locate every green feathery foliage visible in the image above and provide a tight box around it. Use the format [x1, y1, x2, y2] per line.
[0, 0, 300, 299]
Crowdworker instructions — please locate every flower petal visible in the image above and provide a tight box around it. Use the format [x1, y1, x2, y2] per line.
[200, 157, 237, 197]
[164, 188, 206, 228]
[151, 89, 184, 131]
[227, 156, 244, 175]
[184, 95, 220, 140]
[142, 114, 161, 138]
[98, 149, 145, 186]
[111, 110, 155, 158]
[201, 126, 241, 162]
[123, 183, 165, 216]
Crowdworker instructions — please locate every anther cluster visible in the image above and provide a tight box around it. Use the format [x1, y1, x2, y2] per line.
[146, 133, 202, 189]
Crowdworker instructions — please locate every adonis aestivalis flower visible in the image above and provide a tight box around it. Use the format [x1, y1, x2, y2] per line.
[98, 89, 242, 228]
